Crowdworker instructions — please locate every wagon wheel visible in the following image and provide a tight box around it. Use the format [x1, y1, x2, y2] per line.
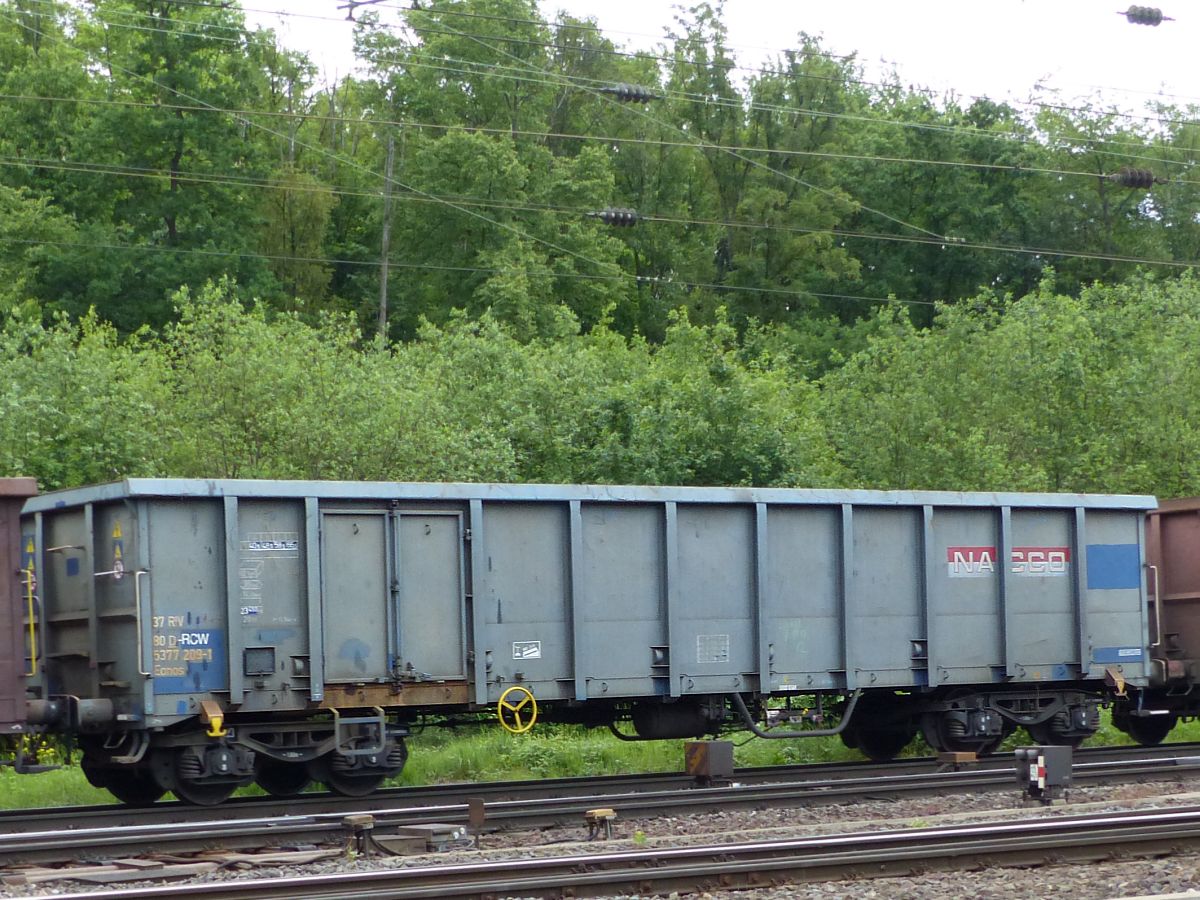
[1124, 714, 1176, 747]
[81, 754, 165, 805]
[308, 754, 386, 798]
[173, 777, 237, 806]
[79, 753, 112, 790]
[105, 769, 166, 806]
[844, 693, 916, 761]
[921, 689, 1006, 756]
[171, 750, 238, 806]
[254, 760, 312, 797]
[1025, 721, 1086, 748]
[325, 770, 386, 797]
[855, 725, 916, 762]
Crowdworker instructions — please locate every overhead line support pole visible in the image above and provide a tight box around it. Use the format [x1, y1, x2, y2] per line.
[378, 132, 395, 341]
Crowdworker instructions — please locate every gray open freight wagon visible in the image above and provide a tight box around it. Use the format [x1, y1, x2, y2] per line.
[16, 479, 1155, 802]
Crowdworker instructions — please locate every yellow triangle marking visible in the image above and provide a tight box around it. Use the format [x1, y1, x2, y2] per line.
[25, 538, 34, 554]
[112, 521, 123, 540]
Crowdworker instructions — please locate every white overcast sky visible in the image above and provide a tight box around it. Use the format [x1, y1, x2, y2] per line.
[241, 1, 1198, 113]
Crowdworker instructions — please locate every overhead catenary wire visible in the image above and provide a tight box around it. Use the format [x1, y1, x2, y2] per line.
[24, 0, 1200, 148]
[341, 6, 1200, 136]
[379, 12, 949, 242]
[1, 153, 1192, 272]
[389, 7, 1196, 246]
[27, 0, 1198, 167]
[360, 53, 1193, 166]
[6, 91, 1194, 181]
[5, 11, 1192, 219]
[0, 89, 1189, 272]
[2, 3, 1193, 296]
[0, 237, 935, 309]
[0, 5, 629, 286]
[135, 0, 1200, 114]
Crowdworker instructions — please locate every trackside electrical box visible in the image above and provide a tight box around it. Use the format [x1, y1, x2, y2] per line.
[1014, 745, 1073, 804]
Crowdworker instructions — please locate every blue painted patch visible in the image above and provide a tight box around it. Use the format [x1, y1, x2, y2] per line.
[1093, 646, 1146, 663]
[176, 700, 188, 715]
[1052, 664, 1070, 680]
[153, 628, 228, 695]
[1087, 543, 1142, 590]
[256, 628, 296, 643]
[338, 638, 372, 673]
[65, 557, 80, 576]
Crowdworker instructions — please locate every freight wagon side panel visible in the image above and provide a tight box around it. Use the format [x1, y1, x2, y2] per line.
[763, 505, 843, 691]
[476, 502, 574, 702]
[93, 501, 145, 713]
[318, 501, 470, 700]
[672, 504, 757, 696]
[0, 478, 37, 735]
[321, 507, 389, 683]
[228, 498, 310, 710]
[395, 511, 466, 681]
[927, 504, 1149, 686]
[928, 507, 1003, 682]
[37, 508, 91, 699]
[1004, 508, 1078, 679]
[479, 500, 762, 703]
[1082, 509, 1147, 678]
[575, 503, 666, 699]
[26, 496, 150, 722]
[144, 500, 228, 708]
[848, 507, 924, 687]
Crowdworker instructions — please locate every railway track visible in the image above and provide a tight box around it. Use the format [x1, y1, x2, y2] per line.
[4, 744, 1200, 867]
[2, 740, 1197, 835]
[23, 805, 1200, 900]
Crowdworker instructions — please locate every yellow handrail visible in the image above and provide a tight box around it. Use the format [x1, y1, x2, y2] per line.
[21, 568, 37, 677]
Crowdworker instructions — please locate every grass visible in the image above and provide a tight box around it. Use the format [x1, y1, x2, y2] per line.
[0, 766, 114, 810]
[5, 709, 1200, 811]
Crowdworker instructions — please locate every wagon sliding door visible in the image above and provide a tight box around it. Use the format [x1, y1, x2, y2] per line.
[320, 509, 467, 685]
[394, 512, 466, 680]
[321, 511, 391, 682]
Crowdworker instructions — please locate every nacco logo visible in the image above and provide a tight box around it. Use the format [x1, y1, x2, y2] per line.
[1011, 546, 1070, 576]
[947, 546, 1070, 578]
[947, 546, 996, 577]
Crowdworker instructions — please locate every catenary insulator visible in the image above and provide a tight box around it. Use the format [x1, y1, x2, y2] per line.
[1118, 6, 1172, 25]
[598, 83, 660, 103]
[587, 207, 641, 226]
[1108, 166, 1159, 189]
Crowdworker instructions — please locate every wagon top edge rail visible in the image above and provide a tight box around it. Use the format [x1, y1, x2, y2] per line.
[22, 478, 1160, 513]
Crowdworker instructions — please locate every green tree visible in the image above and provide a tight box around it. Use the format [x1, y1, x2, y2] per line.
[0, 309, 170, 488]
[258, 166, 337, 313]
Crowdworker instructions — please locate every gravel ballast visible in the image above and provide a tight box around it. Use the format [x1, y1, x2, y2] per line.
[7, 777, 1200, 897]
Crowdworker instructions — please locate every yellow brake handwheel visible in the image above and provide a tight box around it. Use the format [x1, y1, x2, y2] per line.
[497, 685, 538, 734]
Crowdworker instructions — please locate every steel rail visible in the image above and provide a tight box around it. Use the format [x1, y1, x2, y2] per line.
[32, 805, 1200, 900]
[1, 739, 1194, 835]
[3, 750, 1200, 866]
